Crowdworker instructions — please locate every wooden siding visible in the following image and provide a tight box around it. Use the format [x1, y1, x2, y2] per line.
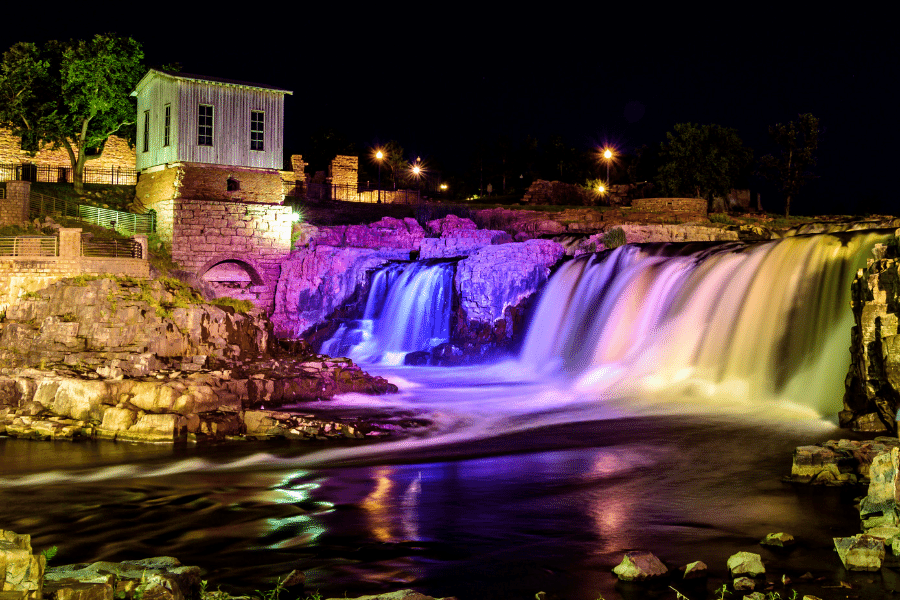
[176, 81, 284, 170]
[135, 78, 180, 171]
[134, 70, 287, 172]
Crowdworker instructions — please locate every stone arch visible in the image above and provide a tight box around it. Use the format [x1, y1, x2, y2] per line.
[199, 255, 265, 286]
[198, 257, 268, 306]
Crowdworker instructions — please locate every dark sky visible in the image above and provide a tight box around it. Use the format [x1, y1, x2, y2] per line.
[2, 6, 895, 214]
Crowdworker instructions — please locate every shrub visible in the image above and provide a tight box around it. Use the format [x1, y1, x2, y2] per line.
[602, 227, 627, 249]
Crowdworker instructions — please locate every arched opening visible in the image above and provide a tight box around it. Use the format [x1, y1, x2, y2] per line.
[200, 258, 264, 302]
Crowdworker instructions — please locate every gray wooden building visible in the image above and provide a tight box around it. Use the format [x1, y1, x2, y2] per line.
[132, 69, 292, 172]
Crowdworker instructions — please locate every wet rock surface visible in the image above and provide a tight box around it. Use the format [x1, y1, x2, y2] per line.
[843, 239, 900, 432]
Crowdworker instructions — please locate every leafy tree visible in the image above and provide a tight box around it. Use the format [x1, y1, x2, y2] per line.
[0, 34, 145, 194]
[656, 123, 752, 208]
[758, 113, 820, 218]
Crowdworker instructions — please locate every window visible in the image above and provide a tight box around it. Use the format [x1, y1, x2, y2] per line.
[163, 104, 171, 147]
[198, 104, 213, 146]
[250, 110, 264, 151]
[142, 110, 150, 152]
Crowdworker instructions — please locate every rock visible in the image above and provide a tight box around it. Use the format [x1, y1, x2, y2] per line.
[46, 557, 200, 600]
[312, 217, 425, 251]
[682, 560, 707, 579]
[612, 550, 668, 581]
[419, 229, 512, 259]
[733, 577, 756, 591]
[617, 223, 739, 244]
[323, 591, 454, 600]
[834, 534, 885, 571]
[726, 551, 765, 577]
[843, 240, 900, 430]
[455, 239, 564, 348]
[0, 530, 45, 598]
[271, 246, 408, 338]
[760, 532, 795, 548]
[0, 279, 271, 376]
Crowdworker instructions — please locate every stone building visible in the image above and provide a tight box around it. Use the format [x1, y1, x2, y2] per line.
[132, 69, 294, 313]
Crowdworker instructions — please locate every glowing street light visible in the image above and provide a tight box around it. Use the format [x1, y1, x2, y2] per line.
[375, 150, 384, 203]
[603, 148, 614, 186]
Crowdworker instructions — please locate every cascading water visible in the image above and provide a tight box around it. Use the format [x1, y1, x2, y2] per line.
[321, 259, 456, 365]
[2, 230, 897, 600]
[520, 231, 891, 416]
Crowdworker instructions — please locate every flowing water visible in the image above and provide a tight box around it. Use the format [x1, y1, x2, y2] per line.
[1, 232, 896, 600]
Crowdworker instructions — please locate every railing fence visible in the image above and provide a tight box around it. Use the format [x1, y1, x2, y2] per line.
[30, 192, 155, 235]
[81, 238, 143, 259]
[305, 182, 421, 204]
[0, 236, 58, 257]
[0, 163, 137, 186]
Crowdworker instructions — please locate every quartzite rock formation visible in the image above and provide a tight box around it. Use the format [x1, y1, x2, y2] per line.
[843, 241, 900, 432]
[0, 277, 397, 443]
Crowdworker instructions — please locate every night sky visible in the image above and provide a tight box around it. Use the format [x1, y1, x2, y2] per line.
[2, 7, 894, 215]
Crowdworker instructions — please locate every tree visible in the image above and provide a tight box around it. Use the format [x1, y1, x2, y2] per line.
[758, 113, 820, 218]
[0, 34, 145, 194]
[656, 123, 752, 209]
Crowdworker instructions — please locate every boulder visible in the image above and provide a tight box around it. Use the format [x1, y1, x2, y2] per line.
[833, 534, 885, 571]
[760, 532, 795, 548]
[726, 551, 765, 577]
[733, 577, 756, 591]
[612, 550, 668, 581]
[681, 560, 707, 580]
[455, 239, 565, 348]
[0, 530, 45, 598]
[271, 246, 408, 338]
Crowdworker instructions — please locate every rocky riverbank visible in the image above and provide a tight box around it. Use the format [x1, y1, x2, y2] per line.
[0, 277, 400, 443]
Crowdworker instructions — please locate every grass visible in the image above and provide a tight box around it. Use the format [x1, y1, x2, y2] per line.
[31, 182, 137, 211]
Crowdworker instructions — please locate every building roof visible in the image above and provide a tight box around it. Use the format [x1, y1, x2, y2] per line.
[132, 68, 293, 96]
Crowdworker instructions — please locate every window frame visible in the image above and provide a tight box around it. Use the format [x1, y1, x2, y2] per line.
[163, 104, 171, 147]
[198, 104, 214, 147]
[250, 110, 265, 152]
[142, 110, 150, 153]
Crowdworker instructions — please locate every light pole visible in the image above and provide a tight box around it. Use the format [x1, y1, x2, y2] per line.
[375, 150, 384, 204]
[603, 148, 613, 186]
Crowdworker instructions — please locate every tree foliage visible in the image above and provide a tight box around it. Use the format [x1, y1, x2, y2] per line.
[656, 123, 752, 206]
[0, 34, 144, 193]
[758, 113, 820, 218]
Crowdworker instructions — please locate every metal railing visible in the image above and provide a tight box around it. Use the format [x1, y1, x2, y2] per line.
[0, 236, 58, 257]
[0, 187, 5, 199]
[0, 163, 137, 186]
[30, 192, 155, 235]
[81, 238, 143, 259]
[306, 182, 421, 204]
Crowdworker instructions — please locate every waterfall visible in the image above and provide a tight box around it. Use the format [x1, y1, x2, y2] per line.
[321, 260, 456, 365]
[519, 232, 891, 415]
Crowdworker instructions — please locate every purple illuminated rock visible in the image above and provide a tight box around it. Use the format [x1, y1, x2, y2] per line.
[271, 246, 407, 338]
[455, 239, 565, 347]
[310, 217, 425, 251]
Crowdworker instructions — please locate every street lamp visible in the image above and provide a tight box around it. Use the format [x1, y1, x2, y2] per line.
[375, 150, 384, 204]
[603, 148, 613, 186]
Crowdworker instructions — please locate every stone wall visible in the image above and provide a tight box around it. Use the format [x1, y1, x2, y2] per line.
[0, 127, 135, 171]
[0, 181, 29, 225]
[171, 198, 293, 312]
[136, 162, 283, 207]
[329, 155, 358, 187]
[632, 197, 708, 217]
